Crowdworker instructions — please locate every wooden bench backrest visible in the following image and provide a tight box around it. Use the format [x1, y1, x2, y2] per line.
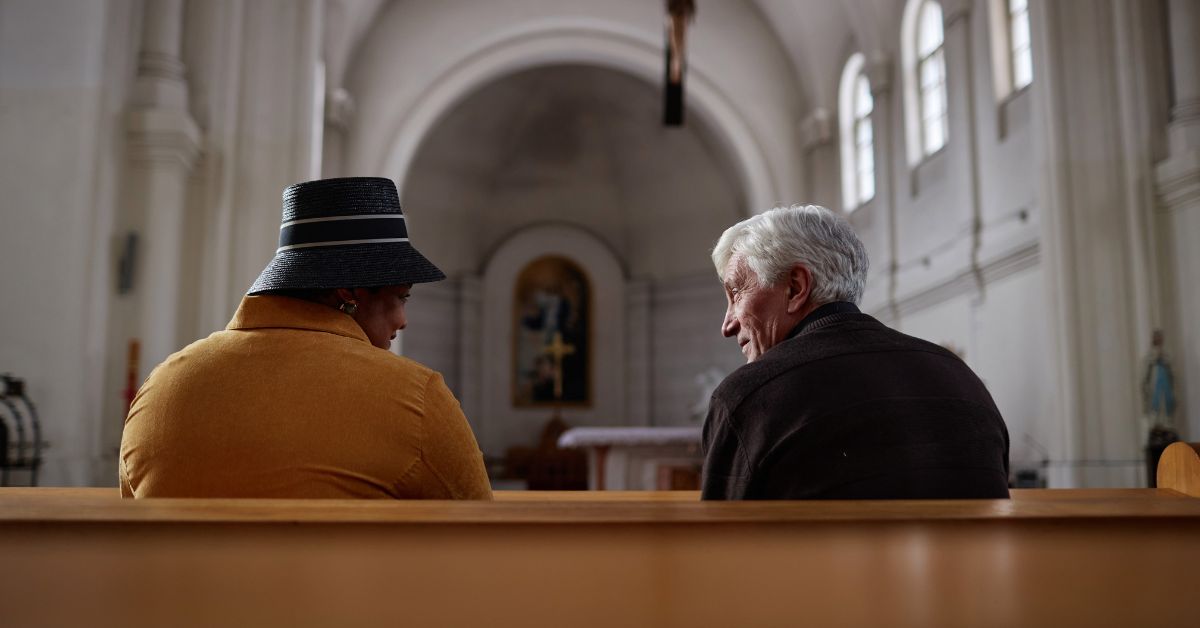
[1, 487, 1199, 628]
[2, 444, 1198, 627]
[1158, 441, 1200, 497]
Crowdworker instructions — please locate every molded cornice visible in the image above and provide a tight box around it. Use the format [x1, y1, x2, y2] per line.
[126, 108, 202, 169]
[1156, 150, 1200, 212]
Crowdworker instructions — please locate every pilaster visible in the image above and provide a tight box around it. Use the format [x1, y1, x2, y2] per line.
[124, 0, 201, 380]
[798, 107, 836, 209]
[322, 86, 354, 177]
[865, 52, 899, 324]
[1166, 0, 1200, 153]
[1154, 0, 1200, 440]
[1031, 0, 1148, 486]
[625, 279, 652, 426]
[458, 275, 484, 437]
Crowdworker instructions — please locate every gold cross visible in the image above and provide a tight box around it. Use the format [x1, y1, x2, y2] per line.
[541, 331, 576, 400]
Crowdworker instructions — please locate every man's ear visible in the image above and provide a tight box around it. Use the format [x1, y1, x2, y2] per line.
[334, 288, 356, 303]
[785, 264, 812, 315]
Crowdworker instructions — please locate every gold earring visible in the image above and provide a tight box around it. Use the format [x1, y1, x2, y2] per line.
[339, 301, 358, 315]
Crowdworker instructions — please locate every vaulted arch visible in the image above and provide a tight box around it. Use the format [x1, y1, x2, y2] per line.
[342, 2, 807, 214]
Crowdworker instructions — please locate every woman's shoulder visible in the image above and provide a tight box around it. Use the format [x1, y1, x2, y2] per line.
[339, 337, 439, 380]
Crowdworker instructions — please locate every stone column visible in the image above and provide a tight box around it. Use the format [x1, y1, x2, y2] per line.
[1166, 0, 1200, 153]
[625, 279, 652, 426]
[1155, 0, 1200, 440]
[322, 87, 354, 177]
[1032, 0, 1157, 486]
[942, 0, 987, 301]
[458, 275, 484, 438]
[126, 0, 201, 380]
[798, 107, 833, 209]
[864, 53, 900, 325]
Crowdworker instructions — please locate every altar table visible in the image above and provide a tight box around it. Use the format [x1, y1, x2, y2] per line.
[557, 425, 702, 489]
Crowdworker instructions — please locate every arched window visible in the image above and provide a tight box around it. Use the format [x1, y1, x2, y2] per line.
[902, 0, 948, 164]
[989, 0, 1033, 99]
[839, 53, 875, 210]
[1007, 0, 1032, 89]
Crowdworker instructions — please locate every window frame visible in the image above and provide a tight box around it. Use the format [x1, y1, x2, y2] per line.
[915, 0, 948, 158]
[989, 0, 1034, 103]
[838, 53, 876, 211]
[1007, 0, 1033, 92]
[901, 0, 950, 166]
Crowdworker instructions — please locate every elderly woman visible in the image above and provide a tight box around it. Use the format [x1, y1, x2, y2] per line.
[120, 177, 491, 499]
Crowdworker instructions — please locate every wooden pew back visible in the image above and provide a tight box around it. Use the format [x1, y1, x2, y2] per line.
[1159, 441, 1200, 497]
[1, 487, 1198, 628]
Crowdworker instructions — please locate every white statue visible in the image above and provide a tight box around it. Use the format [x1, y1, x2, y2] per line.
[690, 366, 726, 424]
[1142, 329, 1177, 431]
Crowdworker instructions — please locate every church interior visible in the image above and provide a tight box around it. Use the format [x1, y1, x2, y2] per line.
[4, 1, 1200, 626]
[1, 0, 1198, 493]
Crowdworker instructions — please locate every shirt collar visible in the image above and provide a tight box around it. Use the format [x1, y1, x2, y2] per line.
[785, 301, 861, 340]
[227, 295, 370, 343]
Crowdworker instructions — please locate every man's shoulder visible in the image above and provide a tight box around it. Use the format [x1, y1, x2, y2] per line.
[794, 312, 961, 362]
[710, 346, 820, 417]
[712, 313, 963, 410]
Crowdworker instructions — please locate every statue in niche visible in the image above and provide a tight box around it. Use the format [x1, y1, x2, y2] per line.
[690, 366, 726, 424]
[1141, 329, 1179, 487]
[512, 256, 591, 407]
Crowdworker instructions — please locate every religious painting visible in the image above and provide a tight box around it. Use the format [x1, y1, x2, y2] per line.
[512, 256, 591, 407]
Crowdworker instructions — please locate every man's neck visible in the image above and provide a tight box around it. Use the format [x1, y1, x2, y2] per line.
[785, 301, 861, 340]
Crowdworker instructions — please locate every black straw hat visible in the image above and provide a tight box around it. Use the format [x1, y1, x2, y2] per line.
[248, 177, 445, 294]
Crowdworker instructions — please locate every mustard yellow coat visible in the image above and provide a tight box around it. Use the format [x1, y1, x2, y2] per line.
[120, 295, 492, 499]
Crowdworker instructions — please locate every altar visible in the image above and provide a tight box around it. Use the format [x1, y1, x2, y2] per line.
[557, 426, 703, 490]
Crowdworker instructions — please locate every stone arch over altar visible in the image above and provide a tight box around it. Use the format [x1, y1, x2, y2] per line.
[474, 224, 627, 457]
[341, 3, 808, 214]
[336, 1, 803, 462]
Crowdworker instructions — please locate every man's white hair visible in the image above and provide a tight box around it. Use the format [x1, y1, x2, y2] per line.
[711, 204, 869, 304]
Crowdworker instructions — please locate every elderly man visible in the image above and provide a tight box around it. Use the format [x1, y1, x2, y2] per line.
[702, 205, 1009, 500]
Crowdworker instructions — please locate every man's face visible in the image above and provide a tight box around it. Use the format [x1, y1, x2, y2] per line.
[350, 284, 412, 350]
[721, 255, 795, 363]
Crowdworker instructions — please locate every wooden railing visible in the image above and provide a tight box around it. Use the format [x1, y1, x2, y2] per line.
[0, 443, 1198, 628]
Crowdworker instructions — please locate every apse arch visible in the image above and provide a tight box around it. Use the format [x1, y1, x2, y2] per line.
[374, 18, 781, 215]
[477, 222, 627, 456]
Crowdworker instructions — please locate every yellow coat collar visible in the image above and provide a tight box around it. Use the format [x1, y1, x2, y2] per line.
[227, 295, 369, 343]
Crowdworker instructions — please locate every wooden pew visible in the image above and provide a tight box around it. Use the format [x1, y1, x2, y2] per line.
[1158, 440, 1200, 496]
[1, 452, 1198, 628]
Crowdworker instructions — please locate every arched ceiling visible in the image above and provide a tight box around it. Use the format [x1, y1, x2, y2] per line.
[324, 1, 910, 282]
[325, 0, 900, 112]
[402, 64, 744, 280]
[752, 0, 854, 107]
[322, 0, 386, 89]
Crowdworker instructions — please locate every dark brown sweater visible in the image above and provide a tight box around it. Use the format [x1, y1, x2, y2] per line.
[701, 304, 1010, 500]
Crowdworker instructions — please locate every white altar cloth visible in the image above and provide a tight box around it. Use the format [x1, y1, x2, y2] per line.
[557, 426, 702, 449]
[557, 426, 703, 490]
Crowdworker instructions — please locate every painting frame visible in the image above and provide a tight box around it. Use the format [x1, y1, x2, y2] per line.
[511, 255, 593, 408]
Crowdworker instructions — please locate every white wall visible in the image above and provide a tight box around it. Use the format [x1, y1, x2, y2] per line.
[651, 274, 744, 426]
[0, 0, 137, 484]
[401, 278, 461, 395]
[896, 266, 1056, 480]
[841, 0, 1055, 482]
[970, 267, 1056, 479]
